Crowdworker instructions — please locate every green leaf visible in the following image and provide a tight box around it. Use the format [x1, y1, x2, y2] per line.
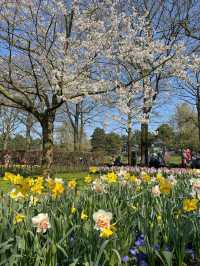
[94, 240, 110, 266]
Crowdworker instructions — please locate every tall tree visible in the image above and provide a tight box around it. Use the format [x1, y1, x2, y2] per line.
[105, 132, 122, 156]
[0, 0, 127, 172]
[156, 124, 175, 149]
[61, 99, 100, 152]
[91, 128, 106, 152]
[171, 103, 199, 151]
[0, 107, 20, 150]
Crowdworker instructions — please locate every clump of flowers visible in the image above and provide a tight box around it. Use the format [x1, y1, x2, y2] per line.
[32, 213, 51, 233]
[29, 196, 39, 206]
[31, 176, 44, 195]
[141, 171, 151, 182]
[92, 179, 106, 193]
[9, 188, 25, 201]
[190, 178, 200, 199]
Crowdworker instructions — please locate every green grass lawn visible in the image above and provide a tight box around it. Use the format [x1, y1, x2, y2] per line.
[166, 154, 182, 167]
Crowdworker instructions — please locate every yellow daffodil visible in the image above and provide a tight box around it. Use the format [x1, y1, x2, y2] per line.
[106, 172, 117, 183]
[14, 213, 26, 224]
[84, 175, 93, 184]
[124, 173, 131, 180]
[89, 166, 97, 174]
[12, 174, 24, 185]
[156, 173, 164, 183]
[20, 178, 33, 195]
[81, 211, 88, 220]
[142, 174, 151, 182]
[9, 189, 25, 201]
[71, 207, 77, 214]
[129, 175, 137, 183]
[31, 176, 44, 194]
[159, 179, 172, 193]
[52, 182, 64, 198]
[130, 204, 138, 211]
[31, 182, 43, 194]
[183, 198, 198, 212]
[157, 215, 162, 223]
[4, 172, 15, 182]
[46, 177, 55, 189]
[99, 228, 113, 238]
[68, 180, 77, 189]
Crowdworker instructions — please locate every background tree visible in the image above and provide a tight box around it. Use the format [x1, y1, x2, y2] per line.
[171, 103, 199, 152]
[91, 128, 107, 153]
[0, 107, 20, 150]
[105, 132, 122, 157]
[156, 124, 175, 150]
[57, 99, 100, 152]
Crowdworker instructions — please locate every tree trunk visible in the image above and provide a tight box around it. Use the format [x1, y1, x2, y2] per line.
[73, 103, 80, 152]
[26, 113, 32, 151]
[3, 134, 9, 151]
[140, 122, 149, 165]
[127, 114, 132, 165]
[41, 114, 55, 175]
[197, 103, 200, 149]
[79, 110, 84, 151]
[196, 86, 200, 150]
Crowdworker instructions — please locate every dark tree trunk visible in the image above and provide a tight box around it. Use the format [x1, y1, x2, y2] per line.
[140, 122, 149, 165]
[197, 86, 200, 150]
[79, 109, 84, 151]
[73, 103, 79, 152]
[127, 114, 132, 165]
[41, 113, 55, 175]
[26, 113, 33, 151]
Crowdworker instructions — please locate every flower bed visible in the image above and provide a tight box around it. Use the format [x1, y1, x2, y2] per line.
[1, 168, 200, 265]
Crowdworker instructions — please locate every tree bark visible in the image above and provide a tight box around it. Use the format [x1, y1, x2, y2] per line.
[26, 113, 33, 151]
[140, 122, 149, 165]
[3, 134, 9, 151]
[74, 103, 80, 152]
[79, 109, 84, 151]
[196, 86, 200, 150]
[41, 114, 55, 175]
[127, 113, 132, 165]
